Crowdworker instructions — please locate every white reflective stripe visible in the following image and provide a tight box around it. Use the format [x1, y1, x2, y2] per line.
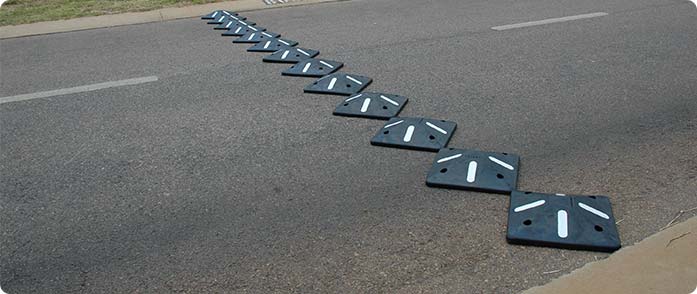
[345, 94, 362, 102]
[384, 120, 404, 128]
[262, 32, 272, 37]
[425, 122, 447, 134]
[217, 16, 224, 22]
[225, 22, 233, 28]
[239, 21, 248, 25]
[281, 50, 289, 59]
[578, 202, 610, 219]
[263, 41, 271, 49]
[466, 161, 477, 182]
[211, 11, 219, 18]
[556, 193, 566, 196]
[234, 27, 242, 33]
[346, 75, 363, 85]
[247, 33, 255, 40]
[513, 200, 546, 212]
[319, 61, 334, 68]
[302, 63, 312, 73]
[297, 49, 310, 56]
[488, 156, 514, 170]
[557, 210, 568, 238]
[360, 98, 371, 113]
[327, 78, 337, 90]
[222, 11, 230, 16]
[403, 125, 415, 142]
[278, 39, 290, 45]
[249, 26, 258, 31]
[379, 95, 399, 106]
[436, 153, 462, 163]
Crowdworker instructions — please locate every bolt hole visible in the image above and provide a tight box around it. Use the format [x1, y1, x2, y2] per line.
[594, 225, 603, 232]
[497, 173, 504, 179]
[346, 84, 352, 87]
[524, 191, 532, 194]
[383, 130, 389, 134]
[502, 152, 508, 155]
[589, 196, 597, 199]
[440, 168, 448, 173]
[523, 219, 532, 226]
[449, 148, 454, 150]
[313, 82, 317, 85]
[343, 103, 349, 106]
[382, 106, 388, 109]
[295, 54, 300, 57]
[429, 135, 435, 140]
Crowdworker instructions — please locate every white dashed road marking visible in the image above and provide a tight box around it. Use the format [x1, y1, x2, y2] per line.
[0, 76, 158, 104]
[492, 12, 608, 31]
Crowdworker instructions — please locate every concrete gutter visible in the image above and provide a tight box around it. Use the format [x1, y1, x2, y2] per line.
[0, 0, 339, 39]
[524, 216, 697, 294]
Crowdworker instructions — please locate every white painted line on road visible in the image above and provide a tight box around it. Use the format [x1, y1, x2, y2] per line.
[491, 12, 608, 31]
[0, 76, 158, 105]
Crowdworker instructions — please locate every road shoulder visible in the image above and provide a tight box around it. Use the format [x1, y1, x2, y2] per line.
[0, 0, 338, 39]
[524, 216, 697, 294]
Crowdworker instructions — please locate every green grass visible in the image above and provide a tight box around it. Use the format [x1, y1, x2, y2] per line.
[0, 0, 225, 26]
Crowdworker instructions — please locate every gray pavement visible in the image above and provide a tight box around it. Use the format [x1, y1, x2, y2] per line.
[1, 0, 697, 292]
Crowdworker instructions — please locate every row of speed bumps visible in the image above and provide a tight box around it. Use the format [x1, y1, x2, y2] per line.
[202, 10, 621, 253]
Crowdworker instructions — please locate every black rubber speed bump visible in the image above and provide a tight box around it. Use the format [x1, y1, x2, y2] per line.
[333, 92, 407, 119]
[263, 48, 319, 63]
[282, 59, 342, 77]
[370, 117, 456, 151]
[507, 191, 621, 252]
[425, 148, 519, 193]
[248, 38, 298, 52]
[202, 10, 239, 20]
[206, 13, 246, 25]
[304, 73, 371, 95]
[214, 19, 255, 30]
[233, 31, 280, 43]
[222, 25, 266, 37]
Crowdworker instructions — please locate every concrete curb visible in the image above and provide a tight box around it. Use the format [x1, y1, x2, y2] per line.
[0, 0, 338, 39]
[524, 216, 697, 294]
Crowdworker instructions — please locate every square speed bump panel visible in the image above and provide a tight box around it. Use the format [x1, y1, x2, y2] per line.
[248, 38, 298, 52]
[222, 25, 266, 37]
[370, 117, 456, 151]
[263, 48, 320, 63]
[304, 73, 372, 95]
[507, 191, 621, 252]
[333, 92, 407, 119]
[202, 10, 239, 20]
[207, 14, 246, 24]
[426, 148, 519, 193]
[282, 59, 343, 77]
[215, 19, 256, 30]
[233, 31, 280, 43]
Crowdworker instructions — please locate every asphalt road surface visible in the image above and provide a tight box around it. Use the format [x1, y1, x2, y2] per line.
[2, 0, 697, 292]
